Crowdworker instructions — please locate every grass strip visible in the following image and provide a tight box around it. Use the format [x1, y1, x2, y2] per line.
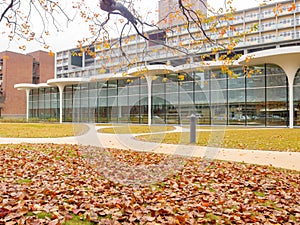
[136, 128, 300, 151]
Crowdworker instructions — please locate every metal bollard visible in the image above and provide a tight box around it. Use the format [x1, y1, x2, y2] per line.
[190, 114, 197, 144]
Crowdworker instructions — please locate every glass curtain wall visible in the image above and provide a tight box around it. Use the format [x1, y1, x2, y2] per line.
[165, 74, 180, 124]
[97, 81, 108, 123]
[38, 89, 45, 119]
[224, 64, 287, 126]
[139, 77, 148, 124]
[211, 71, 227, 125]
[45, 87, 59, 121]
[228, 68, 246, 125]
[128, 77, 140, 123]
[179, 72, 195, 124]
[118, 79, 130, 123]
[152, 75, 166, 124]
[28, 64, 288, 126]
[79, 83, 89, 122]
[29, 89, 39, 119]
[29, 87, 59, 121]
[64, 85, 75, 122]
[265, 65, 288, 126]
[195, 71, 210, 125]
[108, 80, 118, 123]
[88, 82, 98, 123]
[246, 66, 266, 126]
[294, 70, 300, 126]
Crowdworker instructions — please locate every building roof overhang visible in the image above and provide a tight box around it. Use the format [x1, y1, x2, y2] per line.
[36, 83, 53, 88]
[89, 72, 132, 82]
[127, 64, 176, 76]
[14, 83, 54, 90]
[239, 46, 300, 66]
[14, 83, 39, 90]
[47, 78, 89, 86]
[239, 46, 300, 78]
[176, 60, 240, 72]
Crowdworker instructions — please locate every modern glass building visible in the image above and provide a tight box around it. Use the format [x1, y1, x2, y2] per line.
[15, 0, 300, 127]
[15, 60, 300, 127]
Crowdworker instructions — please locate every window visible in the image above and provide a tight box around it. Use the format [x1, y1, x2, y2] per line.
[148, 30, 166, 47]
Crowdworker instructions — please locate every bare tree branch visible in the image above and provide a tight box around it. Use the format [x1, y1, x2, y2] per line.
[178, 0, 212, 42]
[119, 21, 131, 62]
[0, 0, 14, 23]
[1, 0, 244, 69]
[100, 0, 137, 25]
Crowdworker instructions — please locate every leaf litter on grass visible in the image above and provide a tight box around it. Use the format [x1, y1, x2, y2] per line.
[0, 143, 299, 224]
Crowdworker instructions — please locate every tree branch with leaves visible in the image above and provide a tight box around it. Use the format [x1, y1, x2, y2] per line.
[1, 0, 282, 70]
[0, 0, 73, 50]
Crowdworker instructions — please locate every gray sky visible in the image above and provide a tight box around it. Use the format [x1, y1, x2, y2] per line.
[0, 0, 277, 53]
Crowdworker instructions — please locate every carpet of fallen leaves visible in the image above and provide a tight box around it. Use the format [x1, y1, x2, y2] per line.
[0, 143, 300, 224]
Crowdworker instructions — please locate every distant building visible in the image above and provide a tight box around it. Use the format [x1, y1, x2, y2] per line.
[158, 0, 208, 27]
[15, 0, 300, 128]
[0, 51, 54, 118]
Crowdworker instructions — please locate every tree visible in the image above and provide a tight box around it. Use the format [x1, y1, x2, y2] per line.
[72, 0, 247, 69]
[0, 0, 287, 69]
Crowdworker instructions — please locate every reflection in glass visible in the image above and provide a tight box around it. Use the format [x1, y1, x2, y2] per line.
[27, 64, 289, 127]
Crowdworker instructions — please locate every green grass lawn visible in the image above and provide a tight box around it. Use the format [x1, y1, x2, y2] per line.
[98, 125, 176, 134]
[0, 123, 88, 138]
[136, 128, 300, 151]
[95, 123, 112, 126]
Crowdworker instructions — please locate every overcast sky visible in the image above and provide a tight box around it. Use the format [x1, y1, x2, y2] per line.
[0, 0, 279, 53]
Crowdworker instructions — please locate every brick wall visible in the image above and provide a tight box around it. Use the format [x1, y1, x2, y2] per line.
[0, 51, 33, 116]
[28, 50, 55, 83]
[0, 50, 54, 117]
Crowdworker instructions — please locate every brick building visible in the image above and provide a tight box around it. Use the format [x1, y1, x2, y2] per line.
[0, 50, 54, 117]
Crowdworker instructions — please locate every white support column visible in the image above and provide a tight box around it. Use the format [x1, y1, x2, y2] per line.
[57, 85, 65, 124]
[287, 76, 294, 128]
[279, 63, 297, 129]
[146, 75, 152, 126]
[25, 89, 30, 122]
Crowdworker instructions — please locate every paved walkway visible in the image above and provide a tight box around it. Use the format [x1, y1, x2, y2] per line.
[0, 125, 299, 171]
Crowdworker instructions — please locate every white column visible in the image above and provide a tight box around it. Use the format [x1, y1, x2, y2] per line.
[146, 75, 152, 126]
[287, 76, 294, 128]
[280, 63, 297, 129]
[25, 89, 30, 122]
[58, 85, 65, 124]
[241, 52, 300, 128]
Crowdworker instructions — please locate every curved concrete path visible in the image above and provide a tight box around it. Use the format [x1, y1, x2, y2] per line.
[0, 125, 299, 171]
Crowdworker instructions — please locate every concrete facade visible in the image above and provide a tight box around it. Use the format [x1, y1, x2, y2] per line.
[158, 0, 207, 27]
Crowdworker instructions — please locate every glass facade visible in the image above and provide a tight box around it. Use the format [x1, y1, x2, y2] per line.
[294, 70, 300, 126]
[28, 64, 290, 126]
[265, 65, 288, 126]
[29, 87, 59, 121]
